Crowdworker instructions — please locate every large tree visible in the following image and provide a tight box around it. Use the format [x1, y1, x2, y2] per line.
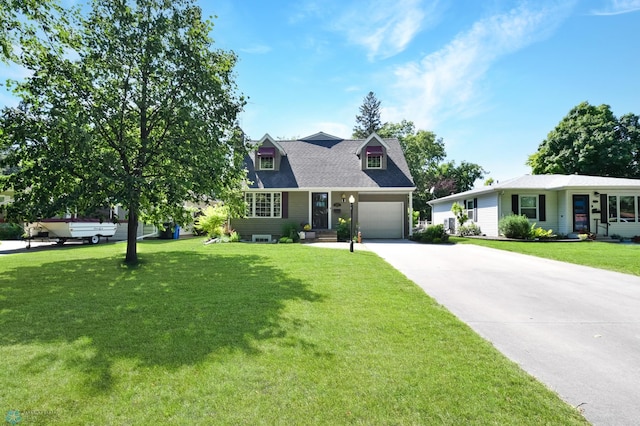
[378, 120, 485, 218]
[352, 91, 382, 138]
[527, 102, 640, 177]
[0, 0, 248, 263]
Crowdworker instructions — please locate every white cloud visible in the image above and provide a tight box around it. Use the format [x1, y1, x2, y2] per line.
[385, 3, 572, 129]
[591, 0, 640, 15]
[333, 0, 437, 61]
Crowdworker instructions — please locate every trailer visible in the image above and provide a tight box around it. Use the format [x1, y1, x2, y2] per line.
[25, 219, 117, 248]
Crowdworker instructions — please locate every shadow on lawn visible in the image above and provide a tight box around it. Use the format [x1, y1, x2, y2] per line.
[0, 249, 322, 391]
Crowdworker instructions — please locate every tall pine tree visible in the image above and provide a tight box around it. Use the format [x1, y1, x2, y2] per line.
[353, 91, 382, 138]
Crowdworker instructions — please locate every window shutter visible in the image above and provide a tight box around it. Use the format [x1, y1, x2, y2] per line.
[539, 194, 546, 221]
[600, 193, 608, 224]
[282, 192, 289, 218]
[511, 194, 519, 215]
[473, 198, 478, 222]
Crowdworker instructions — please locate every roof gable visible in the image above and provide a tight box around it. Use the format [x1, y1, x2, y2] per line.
[356, 132, 390, 156]
[300, 132, 344, 142]
[256, 133, 286, 155]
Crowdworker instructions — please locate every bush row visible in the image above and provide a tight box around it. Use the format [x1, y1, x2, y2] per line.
[410, 224, 449, 244]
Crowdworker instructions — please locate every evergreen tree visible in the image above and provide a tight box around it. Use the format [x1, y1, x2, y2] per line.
[353, 91, 382, 138]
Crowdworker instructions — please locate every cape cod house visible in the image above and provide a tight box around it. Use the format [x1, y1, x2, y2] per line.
[230, 132, 415, 242]
[429, 174, 640, 238]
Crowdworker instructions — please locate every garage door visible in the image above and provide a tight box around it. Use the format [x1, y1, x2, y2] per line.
[358, 202, 404, 239]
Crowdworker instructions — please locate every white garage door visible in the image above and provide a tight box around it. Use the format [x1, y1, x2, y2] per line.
[358, 202, 404, 239]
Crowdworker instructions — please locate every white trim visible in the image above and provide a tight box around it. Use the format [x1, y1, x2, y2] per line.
[256, 133, 286, 156]
[355, 132, 390, 156]
[408, 191, 413, 236]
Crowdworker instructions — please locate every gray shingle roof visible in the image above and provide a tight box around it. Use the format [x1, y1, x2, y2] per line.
[245, 135, 415, 189]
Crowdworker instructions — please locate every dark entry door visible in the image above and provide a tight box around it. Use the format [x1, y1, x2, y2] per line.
[573, 194, 590, 232]
[312, 192, 329, 229]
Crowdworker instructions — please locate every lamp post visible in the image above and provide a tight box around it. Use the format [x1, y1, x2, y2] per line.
[349, 195, 355, 252]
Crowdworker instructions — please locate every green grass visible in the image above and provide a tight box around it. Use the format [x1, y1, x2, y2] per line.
[452, 236, 640, 276]
[0, 239, 587, 425]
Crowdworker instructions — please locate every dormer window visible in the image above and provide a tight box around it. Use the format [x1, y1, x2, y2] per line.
[366, 146, 384, 169]
[258, 147, 275, 170]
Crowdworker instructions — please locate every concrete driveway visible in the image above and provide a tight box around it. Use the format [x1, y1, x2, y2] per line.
[364, 240, 640, 426]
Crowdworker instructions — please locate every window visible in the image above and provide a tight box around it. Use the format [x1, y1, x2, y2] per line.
[465, 199, 474, 221]
[245, 192, 281, 218]
[619, 196, 636, 222]
[365, 145, 384, 169]
[367, 154, 382, 168]
[520, 195, 537, 219]
[608, 196, 618, 223]
[608, 195, 638, 223]
[257, 147, 276, 170]
[259, 156, 274, 170]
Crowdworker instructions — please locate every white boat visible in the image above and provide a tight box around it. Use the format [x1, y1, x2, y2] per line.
[26, 219, 117, 245]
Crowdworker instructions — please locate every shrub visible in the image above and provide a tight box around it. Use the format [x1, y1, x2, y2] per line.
[0, 222, 24, 240]
[336, 216, 351, 242]
[530, 223, 555, 240]
[194, 205, 229, 238]
[229, 231, 240, 242]
[498, 214, 531, 239]
[281, 222, 300, 242]
[278, 236, 294, 244]
[411, 224, 449, 244]
[451, 202, 469, 227]
[458, 223, 482, 236]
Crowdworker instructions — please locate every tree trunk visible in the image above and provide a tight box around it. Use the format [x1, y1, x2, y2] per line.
[125, 208, 138, 264]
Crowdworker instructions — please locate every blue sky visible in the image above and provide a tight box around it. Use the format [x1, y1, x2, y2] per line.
[2, 0, 640, 183]
[207, 0, 640, 183]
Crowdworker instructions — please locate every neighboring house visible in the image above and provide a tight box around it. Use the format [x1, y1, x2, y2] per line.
[230, 132, 416, 241]
[429, 174, 640, 238]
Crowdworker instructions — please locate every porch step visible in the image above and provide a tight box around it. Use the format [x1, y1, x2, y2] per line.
[304, 230, 338, 243]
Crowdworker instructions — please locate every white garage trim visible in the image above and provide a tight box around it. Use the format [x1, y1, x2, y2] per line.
[358, 202, 404, 239]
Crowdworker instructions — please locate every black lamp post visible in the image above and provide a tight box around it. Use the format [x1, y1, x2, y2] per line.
[349, 195, 355, 252]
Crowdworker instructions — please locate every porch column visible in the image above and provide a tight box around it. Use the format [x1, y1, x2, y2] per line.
[408, 192, 413, 237]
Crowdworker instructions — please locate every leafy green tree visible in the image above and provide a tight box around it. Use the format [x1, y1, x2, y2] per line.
[0, 0, 74, 63]
[353, 91, 382, 138]
[527, 102, 640, 177]
[435, 161, 486, 195]
[0, 0, 248, 264]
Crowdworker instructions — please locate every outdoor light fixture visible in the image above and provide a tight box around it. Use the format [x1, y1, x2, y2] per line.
[349, 195, 355, 252]
[341, 193, 346, 202]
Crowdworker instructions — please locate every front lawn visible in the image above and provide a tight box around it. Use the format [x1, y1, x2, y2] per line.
[452, 237, 640, 276]
[0, 239, 587, 424]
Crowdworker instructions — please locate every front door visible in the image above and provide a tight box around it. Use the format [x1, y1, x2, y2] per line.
[572, 194, 590, 232]
[312, 192, 329, 229]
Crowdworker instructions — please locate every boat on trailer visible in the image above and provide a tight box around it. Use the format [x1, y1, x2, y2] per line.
[25, 218, 117, 247]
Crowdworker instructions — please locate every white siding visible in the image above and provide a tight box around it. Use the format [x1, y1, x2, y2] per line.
[475, 194, 498, 236]
[431, 201, 457, 233]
